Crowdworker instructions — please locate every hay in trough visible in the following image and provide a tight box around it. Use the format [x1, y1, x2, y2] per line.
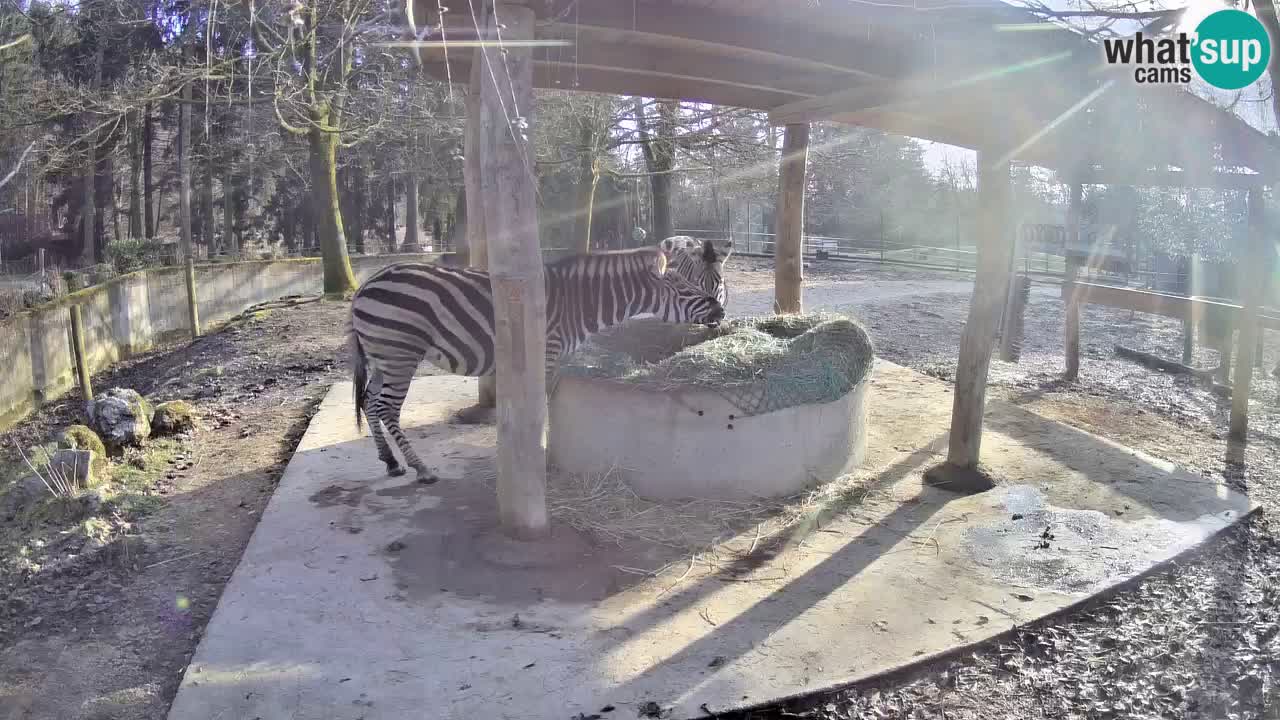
[560, 312, 875, 417]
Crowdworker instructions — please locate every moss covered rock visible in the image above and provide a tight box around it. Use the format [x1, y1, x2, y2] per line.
[87, 388, 152, 449]
[151, 400, 196, 436]
[57, 425, 109, 477]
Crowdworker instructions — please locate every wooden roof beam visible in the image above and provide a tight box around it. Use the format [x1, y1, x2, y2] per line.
[768, 52, 1085, 125]
[535, 1, 914, 80]
[421, 60, 807, 109]
[413, 37, 860, 99]
[1067, 168, 1269, 188]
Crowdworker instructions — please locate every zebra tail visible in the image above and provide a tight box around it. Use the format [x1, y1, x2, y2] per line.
[350, 331, 367, 432]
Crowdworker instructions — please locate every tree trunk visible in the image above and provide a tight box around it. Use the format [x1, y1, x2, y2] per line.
[385, 177, 396, 252]
[178, 87, 194, 262]
[81, 145, 96, 265]
[107, 157, 120, 247]
[574, 119, 595, 253]
[403, 174, 420, 251]
[307, 124, 357, 294]
[202, 149, 215, 252]
[283, 203, 296, 252]
[450, 184, 468, 264]
[223, 169, 236, 255]
[351, 163, 366, 254]
[81, 46, 105, 265]
[649, 170, 672, 242]
[143, 103, 155, 238]
[634, 99, 677, 242]
[128, 110, 143, 239]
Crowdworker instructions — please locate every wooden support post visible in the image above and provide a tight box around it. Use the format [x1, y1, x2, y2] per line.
[941, 150, 1013, 473]
[1064, 182, 1083, 380]
[773, 123, 808, 314]
[998, 223, 1025, 362]
[184, 256, 200, 338]
[1229, 186, 1268, 441]
[476, 3, 548, 539]
[68, 304, 93, 403]
[464, 47, 497, 410]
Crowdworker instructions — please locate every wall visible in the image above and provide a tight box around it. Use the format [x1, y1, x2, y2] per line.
[0, 253, 438, 431]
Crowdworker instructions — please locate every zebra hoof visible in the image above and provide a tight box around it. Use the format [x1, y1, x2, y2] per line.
[451, 405, 496, 425]
[416, 470, 438, 485]
[386, 463, 406, 477]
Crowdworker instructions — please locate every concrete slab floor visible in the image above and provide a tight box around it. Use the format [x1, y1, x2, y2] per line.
[166, 361, 1256, 720]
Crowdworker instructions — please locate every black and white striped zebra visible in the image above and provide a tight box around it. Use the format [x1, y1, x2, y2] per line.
[349, 247, 725, 483]
[659, 236, 732, 310]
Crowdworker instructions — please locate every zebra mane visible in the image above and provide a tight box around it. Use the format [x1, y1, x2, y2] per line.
[546, 246, 667, 278]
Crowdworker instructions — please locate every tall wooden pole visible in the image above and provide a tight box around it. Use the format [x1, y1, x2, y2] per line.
[773, 123, 809, 314]
[69, 304, 93, 403]
[943, 150, 1013, 470]
[1229, 185, 1268, 441]
[477, 3, 548, 539]
[464, 53, 497, 411]
[1064, 182, 1083, 380]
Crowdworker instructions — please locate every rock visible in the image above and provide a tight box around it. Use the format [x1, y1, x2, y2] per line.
[0, 475, 50, 519]
[57, 425, 109, 477]
[86, 388, 152, 448]
[152, 400, 196, 436]
[47, 448, 102, 490]
[75, 487, 114, 518]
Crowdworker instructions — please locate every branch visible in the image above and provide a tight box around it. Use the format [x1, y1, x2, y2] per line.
[0, 137, 42, 191]
[274, 91, 309, 136]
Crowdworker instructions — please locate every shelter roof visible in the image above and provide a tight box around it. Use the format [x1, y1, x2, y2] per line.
[408, 0, 1280, 182]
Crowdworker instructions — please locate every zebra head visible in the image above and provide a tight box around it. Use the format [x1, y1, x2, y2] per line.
[651, 245, 725, 327]
[701, 237, 733, 266]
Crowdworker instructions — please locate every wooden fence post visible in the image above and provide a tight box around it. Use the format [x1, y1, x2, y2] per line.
[69, 304, 93, 403]
[184, 256, 200, 338]
[1064, 182, 1083, 380]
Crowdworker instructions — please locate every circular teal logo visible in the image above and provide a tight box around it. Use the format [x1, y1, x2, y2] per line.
[1192, 9, 1271, 90]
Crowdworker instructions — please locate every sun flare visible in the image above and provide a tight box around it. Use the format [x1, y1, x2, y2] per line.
[1177, 0, 1226, 34]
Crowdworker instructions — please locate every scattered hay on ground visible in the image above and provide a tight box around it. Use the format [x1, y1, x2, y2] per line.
[543, 461, 888, 577]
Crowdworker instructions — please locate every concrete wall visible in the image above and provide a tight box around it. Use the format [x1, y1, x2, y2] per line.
[0, 253, 437, 431]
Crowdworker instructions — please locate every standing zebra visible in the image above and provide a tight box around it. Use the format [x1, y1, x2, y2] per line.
[349, 246, 725, 483]
[659, 236, 733, 310]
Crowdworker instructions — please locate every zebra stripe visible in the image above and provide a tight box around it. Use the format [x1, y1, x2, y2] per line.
[659, 235, 732, 309]
[349, 247, 725, 482]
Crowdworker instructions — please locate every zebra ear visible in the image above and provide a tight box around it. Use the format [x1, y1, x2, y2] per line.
[651, 247, 669, 276]
[701, 239, 718, 263]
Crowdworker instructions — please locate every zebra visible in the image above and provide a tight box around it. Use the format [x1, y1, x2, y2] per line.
[659, 236, 733, 310]
[349, 246, 725, 483]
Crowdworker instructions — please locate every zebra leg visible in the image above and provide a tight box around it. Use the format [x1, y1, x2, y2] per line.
[374, 377, 437, 484]
[451, 374, 498, 425]
[361, 366, 404, 476]
[367, 413, 405, 477]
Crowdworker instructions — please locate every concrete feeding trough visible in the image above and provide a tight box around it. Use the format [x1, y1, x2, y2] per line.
[549, 314, 875, 501]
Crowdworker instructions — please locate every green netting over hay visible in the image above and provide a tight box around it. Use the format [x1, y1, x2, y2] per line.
[559, 312, 875, 418]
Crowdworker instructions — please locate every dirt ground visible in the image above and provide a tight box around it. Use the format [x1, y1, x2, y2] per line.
[1, 257, 1279, 719]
